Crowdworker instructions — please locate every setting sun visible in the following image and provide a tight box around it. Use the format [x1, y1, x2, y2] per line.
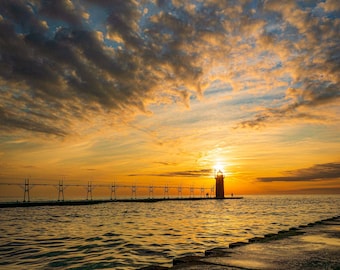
[213, 163, 225, 174]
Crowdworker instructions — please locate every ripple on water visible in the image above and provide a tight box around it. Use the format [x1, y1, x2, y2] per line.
[47, 256, 85, 268]
[85, 236, 103, 242]
[102, 240, 124, 248]
[0, 246, 14, 253]
[22, 250, 70, 260]
[133, 248, 168, 257]
[103, 232, 120, 237]
[68, 243, 100, 252]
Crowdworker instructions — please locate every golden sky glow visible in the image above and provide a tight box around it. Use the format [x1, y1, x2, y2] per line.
[0, 0, 339, 198]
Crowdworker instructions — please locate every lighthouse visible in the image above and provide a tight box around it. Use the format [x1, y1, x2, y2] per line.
[215, 170, 225, 199]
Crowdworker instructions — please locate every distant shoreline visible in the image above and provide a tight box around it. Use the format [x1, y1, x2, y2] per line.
[0, 196, 243, 208]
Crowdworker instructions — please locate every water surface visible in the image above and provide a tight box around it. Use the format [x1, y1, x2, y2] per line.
[0, 195, 339, 269]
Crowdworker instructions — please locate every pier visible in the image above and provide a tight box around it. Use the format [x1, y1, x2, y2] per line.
[0, 196, 243, 208]
[0, 178, 242, 207]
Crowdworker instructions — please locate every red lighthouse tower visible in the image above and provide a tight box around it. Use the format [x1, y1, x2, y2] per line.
[215, 170, 225, 199]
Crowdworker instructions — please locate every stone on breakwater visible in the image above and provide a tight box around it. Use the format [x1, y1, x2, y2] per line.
[248, 236, 264, 243]
[139, 265, 169, 270]
[264, 233, 276, 238]
[298, 225, 309, 228]
[228, 241, 248, 248]
[205, 247, 233, 257]
[249, 230, 306, 244]
[173, 255, 204, 266]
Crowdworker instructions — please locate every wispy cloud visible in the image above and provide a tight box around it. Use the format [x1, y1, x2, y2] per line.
[129, 169, 212, 178]
[258, 162, 340, 182]
[282, 187, 340, 194]
[234, 0, 340, 129]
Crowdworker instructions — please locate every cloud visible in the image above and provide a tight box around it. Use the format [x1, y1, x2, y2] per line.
[153, 161, 178, 166]
[235, 85, 340, 129]
[0, 0, 339, 137]
[235, 1, 340, 129]
[39, 0, 86, 27]
[257, 162, 340, 182]
[0, 0, 48, 33]
[318, 0, 340, 12]
[283, 187, 340, 194]
[0, 106, 68, 136]
[128, 169, 212, 178]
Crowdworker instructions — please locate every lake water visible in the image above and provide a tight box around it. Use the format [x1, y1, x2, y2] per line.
[0, 195, 339, 269]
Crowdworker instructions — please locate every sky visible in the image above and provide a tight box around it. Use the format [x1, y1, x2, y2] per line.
[0, 0, 339, 198]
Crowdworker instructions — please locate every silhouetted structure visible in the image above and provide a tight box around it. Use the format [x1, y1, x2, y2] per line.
[1, 179, 244, 203]
[57, 180, 65, 202]
[215, 170, 225, 199]
[86, 181, 93, 201]
[23, 178, 31, 202]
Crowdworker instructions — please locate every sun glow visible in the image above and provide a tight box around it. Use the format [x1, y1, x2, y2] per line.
[213, 163, 224, 174]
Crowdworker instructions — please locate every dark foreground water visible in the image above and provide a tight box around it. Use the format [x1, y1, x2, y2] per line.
[0, 195, 339, 269]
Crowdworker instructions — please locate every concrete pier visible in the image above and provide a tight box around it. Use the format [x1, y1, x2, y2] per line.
[0, 196, 243, 208]
[141, 215, 340, 270]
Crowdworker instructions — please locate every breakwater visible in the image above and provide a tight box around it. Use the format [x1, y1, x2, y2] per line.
[0, 196, 243, 208]
[153, 215, 340, 270]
